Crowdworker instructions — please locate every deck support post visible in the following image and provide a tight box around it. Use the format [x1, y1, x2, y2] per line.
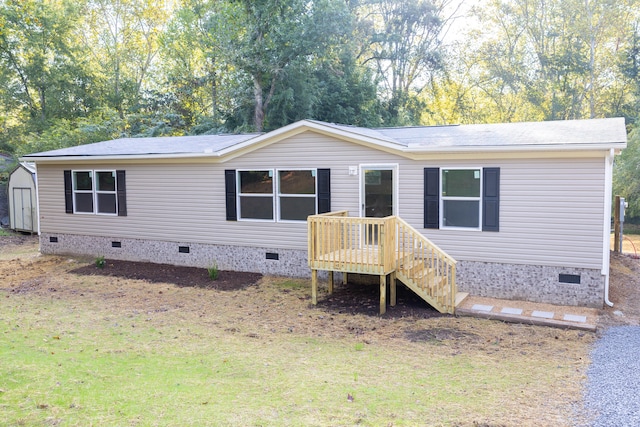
[343, 273, 348, 285]
[311, 269, 318, 305]
[390, 272, 396, 307]
[379, 274, 386, 315]
[328, 271, 334, 294]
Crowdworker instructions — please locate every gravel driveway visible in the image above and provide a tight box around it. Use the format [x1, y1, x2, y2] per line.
[584, 253, 640, 426]
[585, 326, 640, 426]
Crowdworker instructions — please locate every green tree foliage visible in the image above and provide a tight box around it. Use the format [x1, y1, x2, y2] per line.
[0, 1, 94, 126]
[357, 0, 446, 125]
[219, 0, 353, 131]
[159, 0, 236, 132]
[1, 0, 640, 180]
[614, 126, 640, 220]
[441, 0, 639, 124]
[82, 0, 170, 118]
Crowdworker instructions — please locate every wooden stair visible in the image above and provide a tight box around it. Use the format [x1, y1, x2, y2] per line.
[392, 219, 460, 314]
[308, 212, 461, 315]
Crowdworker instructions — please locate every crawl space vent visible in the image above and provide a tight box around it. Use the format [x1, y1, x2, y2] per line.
[559, 274, 580, 284]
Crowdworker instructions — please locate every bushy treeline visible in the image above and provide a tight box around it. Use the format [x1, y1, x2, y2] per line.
[2, 0, 640, 213]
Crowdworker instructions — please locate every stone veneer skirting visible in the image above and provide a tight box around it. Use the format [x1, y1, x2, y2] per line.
[455, 260, 604, 308]
[40, 233, 605, 308]
[40, 233, 314, 277]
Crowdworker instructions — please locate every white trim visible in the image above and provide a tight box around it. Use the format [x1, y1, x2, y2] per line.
[603, 149, 614, 306]
[34, 163, 40, 235]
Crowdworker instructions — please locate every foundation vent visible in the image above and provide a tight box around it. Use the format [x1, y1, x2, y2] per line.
[179, 246, 190, 254]
[112, 241, 122, 248]
[49, 236, 58, 243]
[559, 273, 580, 284]
[266, 252, 279, 260]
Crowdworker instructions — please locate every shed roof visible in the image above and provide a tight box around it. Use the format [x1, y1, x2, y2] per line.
[23, 117, 627, 162]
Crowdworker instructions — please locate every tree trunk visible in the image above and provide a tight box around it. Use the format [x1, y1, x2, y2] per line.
[253, 77, 265, 132]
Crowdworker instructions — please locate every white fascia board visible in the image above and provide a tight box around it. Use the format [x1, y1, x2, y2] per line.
[405, 142, 627, 154]
[20, 151, 224, 163]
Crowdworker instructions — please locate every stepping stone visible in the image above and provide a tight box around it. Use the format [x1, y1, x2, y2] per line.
[563, 314, 587, 323]
[501, 307, 523, 315]
[471, 304, 494, 312]
[531, 310, 554, 319]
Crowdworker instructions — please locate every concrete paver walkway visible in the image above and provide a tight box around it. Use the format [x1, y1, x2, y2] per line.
[456, 295, 599, 331]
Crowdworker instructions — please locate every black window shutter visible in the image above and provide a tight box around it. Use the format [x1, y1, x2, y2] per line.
[424, 168, 439, 229]
[482, 167, 500, 232]
[317, 169, 331, 214]
[225, 170, 237, 221]
[64, 170, 73, 213]
[116, 170, 127, 216]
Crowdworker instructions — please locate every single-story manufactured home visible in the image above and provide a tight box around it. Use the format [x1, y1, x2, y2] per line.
[23, 118, 626, 311]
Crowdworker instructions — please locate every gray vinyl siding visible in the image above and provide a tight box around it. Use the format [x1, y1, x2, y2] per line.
[36, 131, 606, 270]
[396, 158, 606, 270]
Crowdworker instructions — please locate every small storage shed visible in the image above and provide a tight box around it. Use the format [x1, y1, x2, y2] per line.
[8, 162, 38, 233]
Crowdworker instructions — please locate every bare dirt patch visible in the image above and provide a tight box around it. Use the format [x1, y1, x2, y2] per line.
[599, 251, 640, 329]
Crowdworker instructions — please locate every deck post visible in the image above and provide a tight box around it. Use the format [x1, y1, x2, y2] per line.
[328, 271, 334, 294]
[311, 269, 318, 305]
[390, 272, 396, 306]
[380, 274, 386, 315]
[343, 272, 348, 285]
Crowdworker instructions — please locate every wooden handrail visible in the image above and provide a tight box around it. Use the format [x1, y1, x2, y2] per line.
[308, 211, 457, 314]
[394, 216, 457, 313]
[308, 214, 397, 274]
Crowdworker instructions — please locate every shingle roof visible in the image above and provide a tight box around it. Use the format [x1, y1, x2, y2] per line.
[25, 133, 260, 157]
[315, 118, 627, 149]
[23, 117, 626, 161]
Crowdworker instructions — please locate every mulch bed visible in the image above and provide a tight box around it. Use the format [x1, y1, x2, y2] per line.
[71, 259, 262, 291]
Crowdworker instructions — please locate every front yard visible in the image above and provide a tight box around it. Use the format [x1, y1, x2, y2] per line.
[1, 235, 595, 426]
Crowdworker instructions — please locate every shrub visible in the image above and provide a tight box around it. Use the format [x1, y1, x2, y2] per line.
[95, 256, 106, 269]
[207, 262, 219, 280]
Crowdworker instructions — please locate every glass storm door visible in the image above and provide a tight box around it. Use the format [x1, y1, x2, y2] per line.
[360, 166, 395, 246]
[361, 167, 395, 218]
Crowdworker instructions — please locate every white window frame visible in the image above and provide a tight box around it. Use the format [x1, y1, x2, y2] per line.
[276, 168, 318, 223]
[94, 170, 118, 215]
[236, 168, 318, 222]
[237, 169, 275, 222]
[440, 167, 482, 231]
[72, 170, 94, 215]
[71, 169, 118, 216]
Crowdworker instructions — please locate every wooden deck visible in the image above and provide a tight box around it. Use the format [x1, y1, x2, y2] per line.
[314, 248, 406, 274]
[308, 212, 457, 314]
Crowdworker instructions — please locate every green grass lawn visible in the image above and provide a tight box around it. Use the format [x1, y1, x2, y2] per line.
[0, 249, 593, 426]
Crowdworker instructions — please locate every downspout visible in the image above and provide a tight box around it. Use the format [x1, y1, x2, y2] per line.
[603, 148, 614, 307]
[33, 163, 41, 237]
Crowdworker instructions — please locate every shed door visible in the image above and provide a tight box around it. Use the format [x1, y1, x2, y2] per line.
[13, 188, 32, 231]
